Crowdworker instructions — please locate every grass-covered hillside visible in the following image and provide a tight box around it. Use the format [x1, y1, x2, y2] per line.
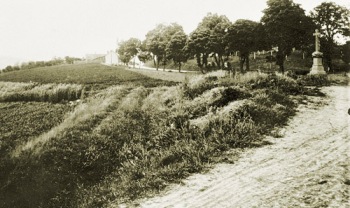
[0, 63, 325, 207]
[0, 63, 175, 87]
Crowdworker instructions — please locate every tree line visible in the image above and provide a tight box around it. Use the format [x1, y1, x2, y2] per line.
[118, 0, 349, 73]
[1, 56, 82, 73]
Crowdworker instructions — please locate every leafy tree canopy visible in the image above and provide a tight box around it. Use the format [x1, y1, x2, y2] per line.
[144, 23, 184, 69]
[261, 0, 312, 73]
[117, 38, 141, 64]
[166, 31, 189, 71]
[144, 23, 184, 56]
[226, 19, 260, 71]
[189, 13, 232, 69]
[310, 2, 350, 43]
[198, 13, 231, 55]
[228, 19, 259, 55]
[261, 0, 311, 53]
[341, 41, 350, 64]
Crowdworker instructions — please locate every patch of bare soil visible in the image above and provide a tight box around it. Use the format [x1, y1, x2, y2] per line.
[123, 66, 197, 83]
[132, 86, 350, 208]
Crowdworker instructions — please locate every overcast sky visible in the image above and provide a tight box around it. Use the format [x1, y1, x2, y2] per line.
[0, 0, 349, 68]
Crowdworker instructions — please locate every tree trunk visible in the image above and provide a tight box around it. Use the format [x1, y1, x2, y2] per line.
[219, 55, 224, 69]
[196, 54, 205, 74]
[246, 54, 250, 71]
[214, 54, 219, 69]
[325, 40, 333, 73]
[178, 62, 181, 72]
[202, 53, 208, 68]
[154, 55, 158, 70]
[196, 54, 202, 67]
[239, 55, 245, 73]
[276, 51, 285, 74]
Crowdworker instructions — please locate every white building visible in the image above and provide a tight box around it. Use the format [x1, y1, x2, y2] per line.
[129, 55, 144, 68]
[104, 50, 119, 65]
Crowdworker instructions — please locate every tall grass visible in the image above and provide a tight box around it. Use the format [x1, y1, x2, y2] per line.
[1, 71, 308, 208]
[0, 81, 83, 103]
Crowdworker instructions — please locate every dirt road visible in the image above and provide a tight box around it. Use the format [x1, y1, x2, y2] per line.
[136, 86, 350, 208]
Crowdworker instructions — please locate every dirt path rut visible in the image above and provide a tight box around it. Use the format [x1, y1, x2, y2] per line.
[137, 86, 350, 208]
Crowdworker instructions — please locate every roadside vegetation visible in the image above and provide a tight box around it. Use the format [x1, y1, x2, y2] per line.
[0, 67, 317, 207]
[0, 0, 348, 207]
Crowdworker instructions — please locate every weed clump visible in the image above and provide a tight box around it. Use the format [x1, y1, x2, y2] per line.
[297, 74, 330, 86]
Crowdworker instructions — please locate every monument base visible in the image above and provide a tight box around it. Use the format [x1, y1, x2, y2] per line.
[310, 57, 326, 75]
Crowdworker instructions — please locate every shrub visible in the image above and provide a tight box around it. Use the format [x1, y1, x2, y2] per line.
[249, 73, 302, 95]
[181, 75, 218, 99]
[204, 109, 260, 149]
[297, 74, 330, 86]
[178, 86, 250, 119]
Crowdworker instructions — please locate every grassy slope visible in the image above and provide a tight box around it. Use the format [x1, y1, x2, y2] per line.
[0, 63, 175, 87]
[2, 63, 341, 207]
[0, 102, 72, 153]
[0, 65, 309, 208]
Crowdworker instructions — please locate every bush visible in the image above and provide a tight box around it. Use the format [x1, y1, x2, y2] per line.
[251, 74, 301, 94]
[181, 75, 218, 99]
[178, 86, 250, 119]
[297, 74, 330, 86]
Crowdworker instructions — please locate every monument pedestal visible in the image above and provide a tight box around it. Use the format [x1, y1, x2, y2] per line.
[309, 51, 326, 75]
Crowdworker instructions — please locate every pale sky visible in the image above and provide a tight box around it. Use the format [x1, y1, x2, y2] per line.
[0, 0, 349, 68]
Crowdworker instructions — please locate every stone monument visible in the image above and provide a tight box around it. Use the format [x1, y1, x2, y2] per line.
[310, 29, 326, 74]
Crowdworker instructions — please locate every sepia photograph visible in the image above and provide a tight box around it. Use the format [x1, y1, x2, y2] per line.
[0, 0, 349, 207]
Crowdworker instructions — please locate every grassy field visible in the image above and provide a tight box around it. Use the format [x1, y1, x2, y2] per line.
[2, 62, 345, 207]
[0, 102, 72, 154]
[0, 61, 316, 207]
[0, 63, 175, 87]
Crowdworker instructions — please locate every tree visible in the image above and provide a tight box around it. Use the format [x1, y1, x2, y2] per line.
[166, 31, 189, 72]
[65, 56, 74, 64]
[188, 27, 211, 72]
[4, 65, 13, 72]
[227, 19, 259, 72]
[341, 41, 350, 65]
[117, 38, 141, 66]
[188, 13, 231, 71]
[65, 56, 81, 64]
[145, 23, 184, 70]
[261, 0, 313, 73]
[145, 24, 167, 70]
[310, 2, 350, 71]
[136, 42, 151, 63]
